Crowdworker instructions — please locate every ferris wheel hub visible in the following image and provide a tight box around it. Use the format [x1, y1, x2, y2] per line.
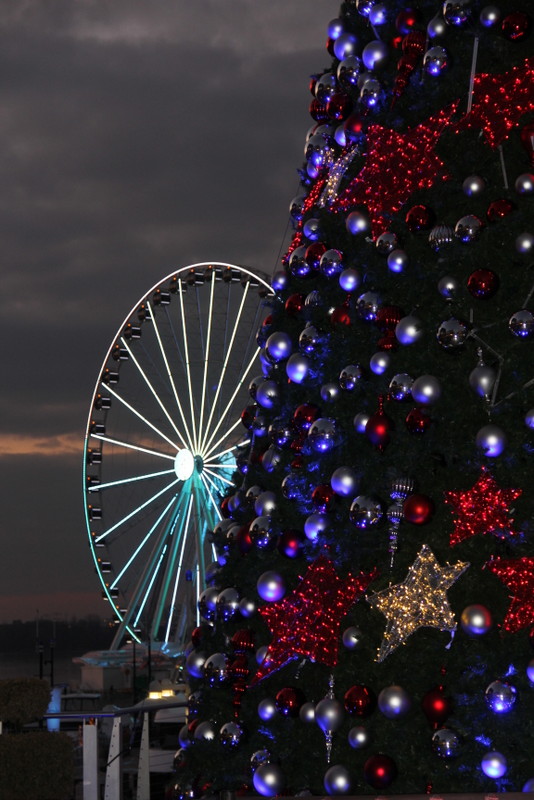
[174, 448, 195, 481]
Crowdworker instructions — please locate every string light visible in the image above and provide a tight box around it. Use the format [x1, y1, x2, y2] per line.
[252, 554, 377, 682]
[368, 544, 469, 662]
[486, 556, 534, 633]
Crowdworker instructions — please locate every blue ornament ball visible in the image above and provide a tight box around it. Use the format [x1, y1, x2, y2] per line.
[481, 751, 507, 778]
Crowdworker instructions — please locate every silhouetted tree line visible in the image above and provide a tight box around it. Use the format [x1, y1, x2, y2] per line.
[0, 615, 112, 654]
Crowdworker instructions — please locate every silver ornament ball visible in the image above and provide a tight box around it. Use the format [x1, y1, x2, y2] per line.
[346, 210, 369, 235]
[362, 40, 389, 71]
[321, 382, 340, 403]
[255, 490, 277, 517]
[460, 604, 492, 635]
[378, 685, 411, 718]
[337, 56, 361, 89]
[396, 315, 423, 345]
[443, 0, 476, 27]
[370, 352, 390, 375]
[239, 597, 257, 618]
[216, 588, 240, 621]
[348, 725, 370, 749]
[194, 720, 216, 741]
[350, 495, 383, 528]
[411, 375, 441, 405]
[324, 764, 352, 796]
[257, 571, 285, 602]
[462, 175, 486, 196]
[476, 424, 507, 457]
[455, 214, 483, 242]
[253, 763, 285, 797]
[428, 13, 448, 38]
[432, 727, 461, 758]
[429, 224, 454, 251]
[299, 702, 316, 723]
[437, 317, 469, 349]
[219, 721, 243, 748]
[315, 72, 337, 103]
[424, 46, 449, 76]
[203, 653, 228, 686]
[375, 231, 398, 254]
[485, 680, 517, 713]
[515, 232, 534, 254]
[509, 309, 534, 338]
[387, 248, 409, 273]
[525, 409, 534, 429]
[515, 173, 534, 195]
[479, 6, 502, 27]
[331, 467, 359, 497]
[356, 291, 381, 321]
[339, 363, 364, 390]
[469, 364, 496, 399]
[257, 697, 277, 720]
[251, 749, 271, 770]
[339, 267, 361, 291]
[437, 275, 459, 299]
[308, 417, 338, 453]
[315, 697, 345, 733]
[353, 412, 370, 433]
[255, 380, 280, 409]
[342, 626, 363, 650]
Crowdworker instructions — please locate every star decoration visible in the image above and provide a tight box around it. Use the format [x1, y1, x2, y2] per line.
[454, 58, 534, 148]
[318, 144, 361, 208]
[333, 104, 458, 237]
[367, 544, 469, 662]
[486, 557, 534, 633]
[252, 554, 376, 683]
[444, 468, 522, 547]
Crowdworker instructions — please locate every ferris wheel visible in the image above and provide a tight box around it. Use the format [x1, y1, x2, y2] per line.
[83, 263, 273, 651]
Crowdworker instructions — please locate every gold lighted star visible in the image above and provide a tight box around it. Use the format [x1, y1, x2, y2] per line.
[367, 544, 469, 662]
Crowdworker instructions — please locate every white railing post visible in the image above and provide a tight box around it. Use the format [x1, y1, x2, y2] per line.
[83, 719, 99, 800]
[104, 716, 122, 800]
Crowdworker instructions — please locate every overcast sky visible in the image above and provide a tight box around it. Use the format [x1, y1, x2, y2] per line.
[0, 1, 336, 622]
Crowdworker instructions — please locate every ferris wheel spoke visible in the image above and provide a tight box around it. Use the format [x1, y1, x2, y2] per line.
[90, 433, 175, 462]
[89, 468, 175, 493]
[146, 300, 196, 453]
[198, 276, 216, 453]
[198, 473, 223, 522]
[203, 466, 234, 486]
[164, 494, 194, 643]
[198, 281, 250, 453]
[110, 497, 177, 590]
[133, 548, 167, 628]
[177, 279, 199, 452]
[202, 414, 245, 463]
[120, 336, 192, 451]
[95, 477, 181, 543]
[200, 348, 258, 458]
[104, 382, 182, 451]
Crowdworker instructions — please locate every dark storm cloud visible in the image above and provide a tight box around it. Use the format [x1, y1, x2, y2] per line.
[0, 2, 335, 610]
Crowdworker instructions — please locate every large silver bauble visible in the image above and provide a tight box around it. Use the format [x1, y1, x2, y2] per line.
[462, 175, 486, 196]
[299, 702, 316, 723]
[429, 224, 454, 250]
[515, 173, 534, 195]
[304, 513, 331, 542]
[337, 56, 361, 89]
[387, 248, 409, 273]
[362, 40, 389, 70]
[396, 315, 423, 345]
[386, 501, 404, 526]
[485, 680, 517, 713]
[443, 0, 476, 27]
[346, 210, 369, 235]
[324, 764, 352, 795]
[194, 720, 216, 741]
[262, 445, 282, 473]
[255, 490, 277, 517]
[249, 516, 276, 550]
[249, 374, 265, 399]
[437, 317, 469, 349]
[476, 424, 507, 457]
[198, 586, 220, 621]
[481, 751, 507, 778]
[342, 626, 363, 650]
[356, 291, 381, 321]
[321, 382, 340, 403]
[424, 45, 449, 75]
[255, 380, 280, 409]
[286, 353, 310, 384]
[460, 604, 492, 635]
[370, 351, 390, 374]
[308, 417, 338, 452]
[315, 697, 345, 733]
[411, 375, 441, 405]
[315, 72, 337, 103]
[378, 685, 411, 718]
[256, 645, 270, 666]
[257, 697, 277, 720]
[432, 727, 461, 758]
[320, 249, 344, 278]
[185, 650, 206, 679]
[253, 763, 285, 797]
[375, 231, 398, 254]
[334, 32, 358, 61]
[455, 214, 483, 242]
[428, 12, 448, 38]
[359, 76, 381, 108]
[266, 331, 292, 362]
[469, 364, 496, 399]
[339, 363, 364, 390]
[216, 588, 240, 621]
[353, 412, 370, 433]
[257, 571, 285, 602]
[515, 232, 534, 254]
[331, 467, 359, 497]
[289, 245, 308, 277]
[389, 373, 414, 401]
[479, 6, 501, 27]
[299, 324, 321, 354]
[289, 194, 306, 221]
[302, 217, 321, 241]
[437, 275, 459, 298]
[203, 653, 228, 686]
[239, 597, 257, 618]
[348, 725, 370, 749]
[509, 309, 534, 338]
[251, 749, 272, 770]
[350, 495, 383, 528]
[339, 267, 361, 292]
[220, 721, 243, 748]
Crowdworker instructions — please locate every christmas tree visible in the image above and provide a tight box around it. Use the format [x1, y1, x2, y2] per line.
[175, 1, 534, 796]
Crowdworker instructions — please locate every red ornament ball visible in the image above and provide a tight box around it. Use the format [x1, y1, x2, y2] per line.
[363, 754, 397, 789]
[422, 686, 453, 727]
[405, 407, 431, 434]
[405, 204, 435, 232]
[312, 483, 336, 511]
[309, 98, 328, 122]
[331, 306, 352, 327]
[344, 684, 376, 717]
[403, 493, 435, 525]
[305, 242, 327, 270]
[344, 112, 366, 142]
[284, 293, 305, 316]
[467, 268, 500, 299]
[231, 629, 255, 652]
[275, 686, 306, 717]
[365, 409, 393, 449]
[395, 8, 422, 34]
[376, 305, 404, 332]
[327, 92, 353, 121]
[501, 12, 530, 41]
[236, 524, 253, 555]
[293, 403, 320, 431]
[241, 404, 257, 431]
[486, 198, 515, 222]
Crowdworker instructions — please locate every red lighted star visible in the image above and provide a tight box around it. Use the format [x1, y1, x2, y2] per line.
[252, 554, 376, 683]
[333, 104, 458, 237]
[444, 469, 522, 547]
[486, 557, 534, 633]
[454, 58, 534, 148]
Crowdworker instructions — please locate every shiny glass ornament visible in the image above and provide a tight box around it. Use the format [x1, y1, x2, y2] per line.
[485, 680, 517, 713]
[219, 721, 243, 748]
[346, 210, 369, 234]
[308, 417, 337, 452]
[203, 653, 228, 686]
[403, 493, 434, 524]
[353, 412, 370, 432]
[286, 353, 310, 383]
[198, 586, 220, 621]
[502, 11, 530, 41]
[271, 270, 287, 293]
[375, 231, 398, 253]
[469, 363, 496, 399]
[337, 56, 361, 89]
[429, 223, 454, 250]
[524, 778, 534, 793]
[275, 686, 305, 717]
[437, 317, 469, 349]
[339, 363, 364, 390]
[331, 467, 359, 497]
[305, 133, 334, 169]
[359, 77, 382, 108]
[253, 763, 285, 797]
[348, 725, 370, 749]
[327, 18, 344, 40]
[362, 40, 389, 70]
[265, 331, 292, 362]
[333, 32, 358, 61]
[216, 588, 240, 621]
[251, 749, 271, 770]
[257, 697, 277, 720]
[350, 495, 383, 528]
[406, 407, 431, 434]
[378, 685, 411, 718]
[356, 291, 381, 321]
[363, 754, 397, 789]
[443, 0, 476, 27]
[486, 197, 515, 222]
[288, 245, 310, 278]
[302, 217, 321, 241]
[387, 248, 408, 273]
[515, 173, 534, 195]
[479, 6, 501, 27]
[437, 274, 459, 298]
[315, 697, 345, 733]
[320, 248, 344, 277]
[461, 604, 492, 635]
[515, 232, 534, 253]
[239, 597, 257, 618]
[304, 512, 331, 541]
[344, 684, 376, 716]
[424, 46, 449, 75]
[185, 650, 206, 679]
[249, 516, 276, 550]
[299, 701, 316, 723]
[389, 373, 414, 401]
[305, 289, 324, 307]
[339, 267, 361, 291]
[370, 352, 390, 374]
[527, 660, 534, 683]
[481, 751, 507, 778]
[289, 194, 306, 221]
[299, 324, 322, 354]
[255, 379, 280, 409]
[525, 409, 534, 429]
[315, 72, 337, 104]
[194, 720, 216, 741]
[432, 727, 461, 757]
[254, 491, 277, 516]
[411, 375, 441, 405]
[467, 268, 499, 299]
[509, 309, 534, 337]
[428, 12, 448, 37]
[324, 764, 351, 795]
[455, 214, 483, 242]
[257, 571, 285, 602]
[369, 3, 386, 25]
[342, 626, 363, 649]
[462, 175, 486, 195]
[476, 424, 507, 456]
[396, 315, 423, 345]
[321, 382, 340, 403]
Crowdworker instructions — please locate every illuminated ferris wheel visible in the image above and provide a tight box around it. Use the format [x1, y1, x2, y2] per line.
[83, 263, 273, 651]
